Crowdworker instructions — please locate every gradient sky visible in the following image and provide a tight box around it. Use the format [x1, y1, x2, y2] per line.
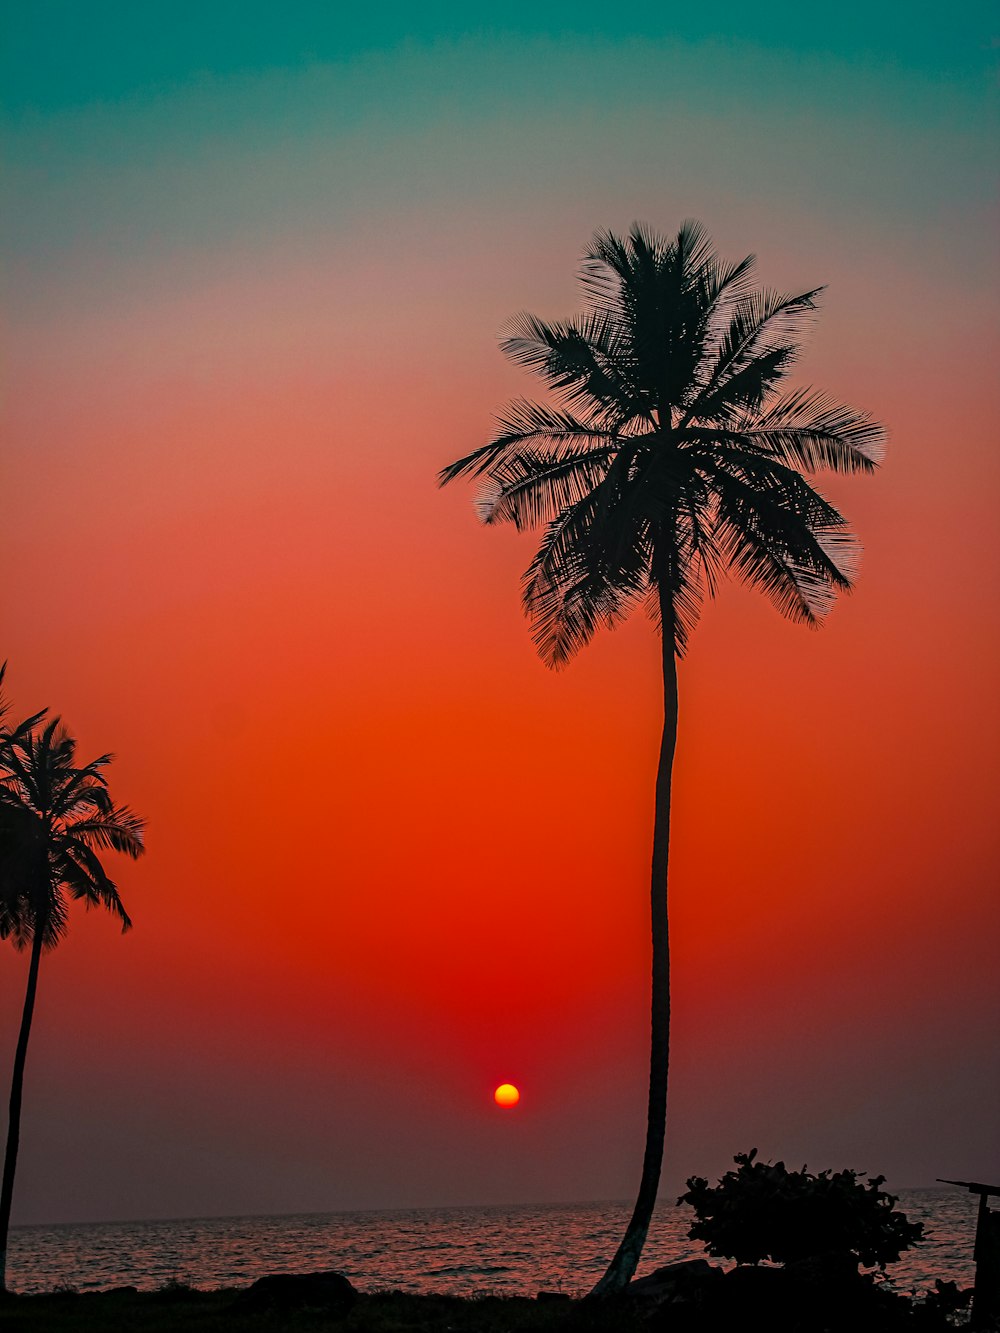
[2, 4, 998, 1227]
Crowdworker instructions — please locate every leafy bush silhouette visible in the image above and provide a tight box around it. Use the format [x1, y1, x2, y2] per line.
[679, 1150, 924, 1269]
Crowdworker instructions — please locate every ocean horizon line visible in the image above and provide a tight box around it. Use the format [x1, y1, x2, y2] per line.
[12, 1182, 953, 1235]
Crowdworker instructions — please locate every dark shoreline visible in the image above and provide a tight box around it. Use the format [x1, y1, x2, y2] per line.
[0, 1273, 977, 1333]
[1, 1286, 627, 1332]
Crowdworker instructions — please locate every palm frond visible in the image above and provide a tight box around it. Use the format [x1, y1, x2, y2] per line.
[735, 387, 886, 472]
[683, 287, 823, 423]
[65, 807, 146, 859]
[692, 345, 798, 421]
[0, 665, 47, 744]
[477, 445, 617, 530]
[52, 777, 113, 821]
[438, 401, 617, 485]
[526, 535, 649, 667]
[694, 447, 850, 529]
[499, 312, 652, 426]
[37, 890, 70, 949]
[709, 465, 859, 623]
[56, 838, 133, 930]
[520, 488, 650, 666]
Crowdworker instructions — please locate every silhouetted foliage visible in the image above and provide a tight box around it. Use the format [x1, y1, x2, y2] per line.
[921, 1278, 972, 1319]
[679, 1150, 924, 1269]
[441, 223, 883, 1292]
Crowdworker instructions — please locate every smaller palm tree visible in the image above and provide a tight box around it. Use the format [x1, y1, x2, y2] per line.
[0, 678, 144, 1291]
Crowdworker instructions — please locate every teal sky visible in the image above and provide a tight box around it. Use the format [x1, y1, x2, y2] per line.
[3, 1, 997, 115]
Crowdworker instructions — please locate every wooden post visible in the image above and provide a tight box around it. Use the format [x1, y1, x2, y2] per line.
[938, 1178, 1000, 1329]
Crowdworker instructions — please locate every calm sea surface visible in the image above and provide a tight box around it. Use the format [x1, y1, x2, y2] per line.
[8, 1190, 978, 1297]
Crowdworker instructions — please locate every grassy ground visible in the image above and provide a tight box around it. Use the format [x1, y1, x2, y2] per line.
[0, 1287, 646, 1333]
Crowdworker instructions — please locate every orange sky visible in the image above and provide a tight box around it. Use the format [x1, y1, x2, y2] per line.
[2, 18, 998, 1225]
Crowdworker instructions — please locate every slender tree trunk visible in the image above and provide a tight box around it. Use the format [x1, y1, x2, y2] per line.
[0, 926, 44, 1293]
[589, 579, 679, 1295]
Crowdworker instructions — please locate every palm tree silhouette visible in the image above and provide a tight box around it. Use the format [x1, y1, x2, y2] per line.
[440, 222, 884, 1292]
[0, 673, 144, 1291]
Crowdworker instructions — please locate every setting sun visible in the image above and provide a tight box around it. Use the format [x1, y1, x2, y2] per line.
[493, 1083, 520, 1108]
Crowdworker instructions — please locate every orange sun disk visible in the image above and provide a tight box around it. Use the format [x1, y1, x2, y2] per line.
[493, 1083, 520, 1108]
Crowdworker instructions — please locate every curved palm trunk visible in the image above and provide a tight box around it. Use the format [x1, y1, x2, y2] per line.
[590, 585, 679, 1296]
[0, 925, 44, 1292]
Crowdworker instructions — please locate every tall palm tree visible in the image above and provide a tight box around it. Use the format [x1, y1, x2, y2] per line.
[0, 691, 144, 1291]
[440, 222, 884, 1293]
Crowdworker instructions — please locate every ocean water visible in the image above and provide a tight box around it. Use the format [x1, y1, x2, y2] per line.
[7, 1189, 979, 1298]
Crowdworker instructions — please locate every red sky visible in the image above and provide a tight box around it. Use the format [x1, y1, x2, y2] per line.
[2, 19, 998, 1225]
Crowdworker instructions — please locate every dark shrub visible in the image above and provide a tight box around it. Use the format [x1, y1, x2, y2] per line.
[679, 1149, 924, 1269]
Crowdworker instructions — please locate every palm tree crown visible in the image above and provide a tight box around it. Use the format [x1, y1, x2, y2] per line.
[441, 221, 883, 661]
[0, 718, 143, 949]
